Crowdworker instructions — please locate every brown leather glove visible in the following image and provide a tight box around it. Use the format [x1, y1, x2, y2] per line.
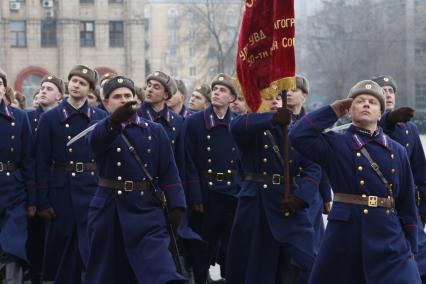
[330, 98, 353, 118]
[323, 202, 331, 215]
[191, 203, 204, 214]
[110, 101, 138, 125]
[38, 207, 56, 220]
[272, 107, 292, 126]
[387, 107, 414, 124]
[168, 208, 184, 236]
[27, 206, 37, 218]
[281, 195, 308, 217]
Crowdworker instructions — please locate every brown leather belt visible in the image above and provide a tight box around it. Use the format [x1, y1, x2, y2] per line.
[0, 162, 18, 172]
[334, 193, 393, 208]
[244, 173, 285, 185]
[98, 177, 151, 192]
[202, 170, 237, 182]
[54, 162, 97, 172]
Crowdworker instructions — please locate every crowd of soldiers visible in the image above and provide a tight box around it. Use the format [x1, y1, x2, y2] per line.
[0, 63, 426, 284]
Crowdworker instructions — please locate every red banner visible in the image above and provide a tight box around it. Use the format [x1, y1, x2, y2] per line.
[236, 0, 296, 113]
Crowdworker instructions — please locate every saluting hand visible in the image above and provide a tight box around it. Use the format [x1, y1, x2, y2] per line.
[38, 207, 56, 219]
[110, 101, 138, 125]
[331, 98, 353, 118]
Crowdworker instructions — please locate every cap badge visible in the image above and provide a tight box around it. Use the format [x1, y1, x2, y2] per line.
[218, 76, 224, 81]
[365, 84, 372, 89]
[48, 76, 53, 80]
[117, 78, 124, 83]
[82, 69, 88, 74]
[384, 77, 389, 82]
[154, 72, 160, 76]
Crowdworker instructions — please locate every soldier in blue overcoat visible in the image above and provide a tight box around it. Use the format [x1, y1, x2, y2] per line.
[35, 65, 107, 283]
[167, 79, 193, 120]
[182, 73, 241, 283]
[287, 75, 332, 252]
[137, 71, 183, 152]
[226, 92, 321, 284]
[0, 69, 36, 283]
[372, 75, 426, 282]
[26, 74, 64, 284]
[188, 84, 211, 113]
[27, 75, 64, 134]
[86, 76, 186, 284]
[97, 72, 117, 112]
[289, 80, 421, 284]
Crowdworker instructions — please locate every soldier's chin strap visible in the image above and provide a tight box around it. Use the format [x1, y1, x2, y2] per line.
[359, 147, 394, 208]
[119, 133, 184, 274]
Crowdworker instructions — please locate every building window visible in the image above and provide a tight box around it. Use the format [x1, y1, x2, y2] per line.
[416, 83, 426, 109]
[208, 47, 216, 58]
[187, 11, 195, 23]
[22, 74, 43, 105]
[80, 21, 95, 47]
[169, 30, 178, 45]
[80, 0, 94, 4]
[109, 0, 123, 3]
[10, 21, 26, 47]
[170, 67, 177, 77]
[170, 47, 177, 56]
[226, 28, 236, 43]
[41, 20, 56, 47]
[226, 9, 237, 26]
[189, 29, 196, 41]
[109, 21, 124, 47]
[189, 47, 196, 57]
[14, 67, 49, 107]
[168, 8, 179, 28]
[190, 67, 197, 77]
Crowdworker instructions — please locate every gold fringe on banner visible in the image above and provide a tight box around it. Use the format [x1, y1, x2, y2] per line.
[236, 76, 296, 113]
[257, 76, 296, 113]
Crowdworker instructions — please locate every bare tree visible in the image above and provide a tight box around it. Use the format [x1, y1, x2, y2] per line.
[180, 0, 244, 78]
[296, 0, 407, 108]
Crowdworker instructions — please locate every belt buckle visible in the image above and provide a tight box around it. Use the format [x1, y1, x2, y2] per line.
[368, 196, 378, 207]
[75, 162, 84, 173]
[0, 162, 3, 172]
[272, 174, 281, 185]
[124, 181, 134, 192]
[216, 173, 224, 182]
[371, 163, 379, 171]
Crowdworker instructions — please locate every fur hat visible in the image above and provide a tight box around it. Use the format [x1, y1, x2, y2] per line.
[103, 76, 135, 99]
[211, 73, 237, 97]
[348, 80, 385, 113]
[146, 71, 177, 100]
[68, 65, 97, 90]
[41, 74, 64, 94]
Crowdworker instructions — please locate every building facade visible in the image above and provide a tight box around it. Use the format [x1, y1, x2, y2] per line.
[144, 0, 243, 89]
[0, 0, 145, 106]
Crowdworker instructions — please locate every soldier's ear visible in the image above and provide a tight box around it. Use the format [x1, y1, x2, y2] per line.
[347, 107, 352, 118]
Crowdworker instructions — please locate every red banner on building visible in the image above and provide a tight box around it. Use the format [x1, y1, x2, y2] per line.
[236, 0, 296, 113]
